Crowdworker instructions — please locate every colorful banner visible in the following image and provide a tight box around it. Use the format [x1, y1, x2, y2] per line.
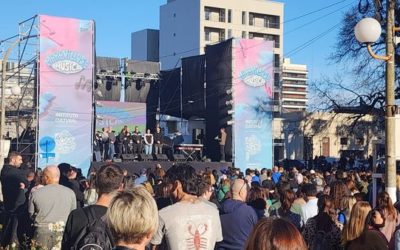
[38, 15, 94, 174]
[233, 39, 274, 170]
[95, 101, 146, 133]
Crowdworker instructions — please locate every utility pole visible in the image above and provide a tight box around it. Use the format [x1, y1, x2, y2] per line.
[385, 0, 396, 202]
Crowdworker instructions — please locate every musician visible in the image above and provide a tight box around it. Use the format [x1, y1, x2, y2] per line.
[132, 126, 143, 154]
[101, 127, 110, 160]
[153, 127, 163, 154]
[217, 127, 227, 162]
[144, 129, 154, 155]
[108, 127, 116, 160]
[118, 126, 130, 155]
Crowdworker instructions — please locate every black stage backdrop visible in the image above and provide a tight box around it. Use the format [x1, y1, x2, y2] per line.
[159, 68, 181, 119]
[205, 39, 233, 162]
[182, 55, 206, 119]
[146, 80, 159, 131]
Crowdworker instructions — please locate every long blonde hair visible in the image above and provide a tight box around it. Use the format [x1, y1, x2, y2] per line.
[342, 201, 371, 244]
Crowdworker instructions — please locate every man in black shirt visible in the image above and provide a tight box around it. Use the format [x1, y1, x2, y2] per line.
[153, 127, 163, 155]
[62, 164, 124, 249]
[0, 151, 28, 247]
[132, 126, 142, 154]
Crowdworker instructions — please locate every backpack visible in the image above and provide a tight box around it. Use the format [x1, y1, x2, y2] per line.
[72, 207, 114, 250]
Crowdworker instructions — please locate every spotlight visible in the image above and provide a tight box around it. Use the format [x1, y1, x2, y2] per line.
[135, 79, 142, 90]
[106, 80, 112, 91]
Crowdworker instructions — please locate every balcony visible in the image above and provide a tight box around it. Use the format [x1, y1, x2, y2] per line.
[249, 12, 280, 29]
[205, 7, 225, 23]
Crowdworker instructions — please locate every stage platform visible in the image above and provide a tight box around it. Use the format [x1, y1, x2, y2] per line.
[89, 161, 233, 176]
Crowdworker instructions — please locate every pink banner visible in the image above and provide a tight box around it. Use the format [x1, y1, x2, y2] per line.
[38, 15, 94, 173]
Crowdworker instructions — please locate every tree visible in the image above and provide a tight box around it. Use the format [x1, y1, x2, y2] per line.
[311, 0, 400, 124]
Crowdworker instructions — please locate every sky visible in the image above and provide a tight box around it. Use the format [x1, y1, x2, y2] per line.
[0, 0, 357, 83]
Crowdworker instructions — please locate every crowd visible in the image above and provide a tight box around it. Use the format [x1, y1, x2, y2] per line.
[2, 151, 400, 249]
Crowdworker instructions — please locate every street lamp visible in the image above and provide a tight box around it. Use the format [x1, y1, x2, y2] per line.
[354, 0, 397, 202]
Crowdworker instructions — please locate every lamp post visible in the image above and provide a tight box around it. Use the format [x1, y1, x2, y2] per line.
[354, 0, 397, 202]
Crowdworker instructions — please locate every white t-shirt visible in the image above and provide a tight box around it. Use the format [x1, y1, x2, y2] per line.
[151, 200, 223, 250]
[301, 197, 318, 224]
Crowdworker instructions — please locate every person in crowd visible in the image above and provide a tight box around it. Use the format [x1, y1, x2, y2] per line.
[144, 129, 154, 155]
[198, 174, 217, 208]
[84, 172, 98, 206]
[376, 191, 399, 242]
[330, 180, 351, 225]
[132, 126, 143, 154]
[154, 181, 173, 210]
[259, 168, 268, 183]
[135, 168, 148, 186]
[245, 217, 307, 250]
[301, 183, 319, 224]
[270, 189, 302, 230]
[29, 166, 76, 249]
[107, 187, 159, 250]
[154, 164, 166, 181]
[0, 151, 29, 247]
[271, 166, 281, 184]
[247, 185, 267, 219]
[66, 166, 85, 208]
[62, 164, 124, 249]
[150, 164, 223, 250]
[342, 201, 388, 250]
[153, 126, 163, 155]
[366, 209, 388, 246]
[261, 169, 275, 190]
[108, 127, 116, 160]
[217, 178, 231, 203]
[216, 178, 258, 250]
[302, 195, 342, 250]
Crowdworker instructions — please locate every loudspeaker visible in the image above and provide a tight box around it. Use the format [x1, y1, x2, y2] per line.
[155, 154, 169, 161]
[139, 154, 153, 161]
[121, 154, 135, 161]
[173, 154, 186, 162]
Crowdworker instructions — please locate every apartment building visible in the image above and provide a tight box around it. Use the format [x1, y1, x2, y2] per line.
[281, 58, 308, 112]
[160, 0, 284, 70]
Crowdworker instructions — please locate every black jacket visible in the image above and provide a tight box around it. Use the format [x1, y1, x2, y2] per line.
[0, 165, 28, 212]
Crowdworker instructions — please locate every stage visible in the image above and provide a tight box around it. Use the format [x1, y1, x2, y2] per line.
[89, 161, 233, 176]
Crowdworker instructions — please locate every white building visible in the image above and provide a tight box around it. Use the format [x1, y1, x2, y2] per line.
[160, 0, 284, 70]
[281, 58, 308, 112]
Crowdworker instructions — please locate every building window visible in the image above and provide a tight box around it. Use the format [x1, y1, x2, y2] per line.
[219, 9, 225, 22]
[340, 138, 348, 145]
[242, 11, 246, 25]
[205, 8, 210, 20]
[228, 29, 232, 38]
[274, 73, 280, 87]
[242, 31, 246, 38]
[219, 29, 226, 41]
[249, 13, 254, 26]
[205, 30, 210, 41]
[356, 138, 365, 145]
[173, 33, 176, 37]
[228, 9, 232, 23]
[274, 54, 280, 68]
[248, 33, 253, 39]
[173, 13, 176, 18]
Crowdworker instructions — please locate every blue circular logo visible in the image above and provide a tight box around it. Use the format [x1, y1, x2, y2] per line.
[39, 136, 56, 152]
